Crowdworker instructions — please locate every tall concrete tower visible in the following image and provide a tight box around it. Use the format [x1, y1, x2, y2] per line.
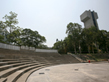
[80, 10, 99, 29]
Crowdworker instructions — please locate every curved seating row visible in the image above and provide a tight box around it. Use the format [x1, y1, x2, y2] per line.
[0, 48, 80, 82]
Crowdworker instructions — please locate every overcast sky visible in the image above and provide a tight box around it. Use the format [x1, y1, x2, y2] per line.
[0, 0, 109, 47]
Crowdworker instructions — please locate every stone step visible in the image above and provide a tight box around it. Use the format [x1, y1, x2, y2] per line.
[0, 61, 21, 66]
[16, 66, 46, 82]
[0, 63, 39, 78]
[6, 65, 46, 82]
[7, 61, 21, 64]
[19, 60, 31, 62]
[0, 78, 7, 82]
[0, 62, 7, 66]
[0, 59, 17, 62]
[0, 62, 32, 71]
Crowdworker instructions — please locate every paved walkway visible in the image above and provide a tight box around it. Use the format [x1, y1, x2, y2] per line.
[27, 62, 109, 82]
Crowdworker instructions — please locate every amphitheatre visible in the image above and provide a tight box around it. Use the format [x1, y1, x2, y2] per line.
[0, 43, 109, 82]
[0, 0, 109, 81]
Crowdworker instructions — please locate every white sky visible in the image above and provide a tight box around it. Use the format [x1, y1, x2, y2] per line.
[0, 0, 109, 47]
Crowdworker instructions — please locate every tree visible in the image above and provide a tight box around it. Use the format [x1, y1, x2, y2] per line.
[6, 26, 22, 46]
[53, 40, 63, 53]
[56, 39, 58, 42]
[81, 27, 95, 53]
[38, 44, 48, 49]
[3, 11, 18, 33]
[0, 21, 8, 43]
[2, 11, 19, 44]
[106, 32, 109, 52]
[53, 22, 109, 54]
[66, 22, 82, 54]
[63, 38, 67, 54]
[21, 28, 46, 48]
[0, 11, 47, 49]
[99, 30, 108, 52]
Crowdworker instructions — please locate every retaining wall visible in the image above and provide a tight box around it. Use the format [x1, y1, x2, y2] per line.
[0, 43, 20, 50]
[0, 43, 58, 53]
[20, 46, 35, 51]
[35, 49, 58, 53]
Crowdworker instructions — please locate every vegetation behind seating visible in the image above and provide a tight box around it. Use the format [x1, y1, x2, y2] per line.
[0, 11, 47, 49]
[53, 23, 109, 55]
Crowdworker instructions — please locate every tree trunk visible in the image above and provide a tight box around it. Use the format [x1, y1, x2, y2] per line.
[65, 47, 67, 54]
[95, 42, 99, 53]
[88, 45, 90, 53]
[97, 45, 99, 53]
[79, 42, 81, 54]
[74, 45, 76, 54]
[106, 45, 108, 53]
[92, 44, 94, 54]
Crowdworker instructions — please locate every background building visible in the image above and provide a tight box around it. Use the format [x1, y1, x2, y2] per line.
[80, 10, 99, 29]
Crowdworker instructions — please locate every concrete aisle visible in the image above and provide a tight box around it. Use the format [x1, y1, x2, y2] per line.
[27, 62, 109, 82]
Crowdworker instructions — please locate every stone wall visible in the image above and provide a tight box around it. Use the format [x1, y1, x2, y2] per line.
[0, 43, 20, 50]
[0, 43, 58, 53]
[35, 49, 58, 53]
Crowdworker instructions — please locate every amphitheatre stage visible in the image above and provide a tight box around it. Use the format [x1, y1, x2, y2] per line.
[27, 62, 109, 82]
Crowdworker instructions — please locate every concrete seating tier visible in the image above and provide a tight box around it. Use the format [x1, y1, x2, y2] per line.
[0, 61, 49, 82]
[0, 61, 21, 66]
[0, 59, 17, 62]
[0, 65, 47, 82]
[16, 66, 46, 82]
[0, 78, 7, 82]
[0, 48, 80, 82]
[0, 63, 39, 77]
[6, 65, 47, 82]
[0, 62, 36, 71]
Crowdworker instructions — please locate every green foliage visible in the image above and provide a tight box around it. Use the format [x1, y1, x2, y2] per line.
[53, 40, 65, 54]
[0, 11, 47, 48]
[53, 22, 109, 54]
[66, 23, 82, 54]
[3, 11, 18, 33]
[0, 35, 4, 43]
[38, 44, 48, 49]
[6, 27, 22, 45]
[21, 28, 46, 48]
[0, 21, 8, 43]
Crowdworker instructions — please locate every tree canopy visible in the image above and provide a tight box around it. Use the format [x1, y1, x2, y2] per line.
[53, 22, 109, 54]
[0, 11, 47, 48]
